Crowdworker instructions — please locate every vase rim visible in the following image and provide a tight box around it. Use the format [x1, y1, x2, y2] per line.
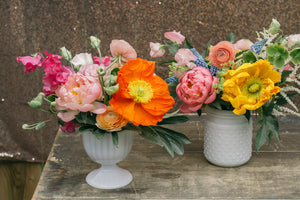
[205, 106, 247, 119]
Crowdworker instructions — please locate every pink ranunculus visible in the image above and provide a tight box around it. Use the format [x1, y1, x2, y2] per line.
[287, 34, 300, 47]
[234, 39, 253, 50]
[17, 54, 42, 73]
[176, 67, 218, 113]
[110, 40, 137, 62]
[60, 122, 80, 133]
[93, 56, 111, 67]
[164, 30, 185, 44]
[149, 42, 165, 58]
[55, 73, 106, 122]
[175, 49, 197, 69]
[71, 53, 94, 67]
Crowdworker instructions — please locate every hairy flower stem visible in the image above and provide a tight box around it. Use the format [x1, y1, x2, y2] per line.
[98, 75, 108, 105]
[97, 48, 102, 65]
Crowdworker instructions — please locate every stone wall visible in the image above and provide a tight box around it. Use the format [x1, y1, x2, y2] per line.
[0, 0, 299, 162]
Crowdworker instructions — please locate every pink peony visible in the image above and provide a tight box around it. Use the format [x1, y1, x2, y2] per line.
[17, 54, 42, 73]
[110, 40, 137, 62]
[164, 30, 185, 44]
[149, 42, 165, 58]
[60, 122, 80, 133]
[287, 34, 300, 47]
[93, 56, 111, 66]
[175, 49, 197, 69]
[234, 39, 253, 50]
[55, 73, 106, 122]
[79, 64, 102, 79]
[176, 67, 218, 113]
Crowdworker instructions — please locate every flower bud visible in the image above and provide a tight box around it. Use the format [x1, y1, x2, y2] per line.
[268, 19, 280, 34]
[60, 47, 72, 61]
[97, 66, 106, 76]
[104, 75, 117, 87]
[105, 84, 119, 95]
[90, 36, 101, 49]
[50, 101, 56, 107]
[28, 92, 45, 109]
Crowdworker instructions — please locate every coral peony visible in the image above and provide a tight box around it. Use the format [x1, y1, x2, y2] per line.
[222, 59, 281, 115]
[110, 40, 137, 62]
[96, 106, 128, 132]
[164, 30, 185, 44]
[175, 48, 197, 69]
[110, 58, 174, 126]
[176, 67, 218, 113]
[149, 42, 165, 58]
[234, 39, 253, 50]
[55, 73, 106, 122]
[17, 54, 42, 73]
[209, 41, 235, 68]
[70, 53, 93, 67]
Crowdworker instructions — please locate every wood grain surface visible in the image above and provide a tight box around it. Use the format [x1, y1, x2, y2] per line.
[32, 114, 300, 199]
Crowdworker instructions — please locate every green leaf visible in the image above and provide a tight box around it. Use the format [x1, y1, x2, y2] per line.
[159, 60, 176, 65]
[244, 110, 251, 122]
[274, 57, 285, 69]
[79, 125, 95, 132]
[156, 131, 174, 157]
[226, 32, 236, 43]
[109, 67, 120, 76]
[290, 48, 300, 64]
[154, 126, 191, 145]
[35, 121, 46, 130]
[47, 94, 57, 102]
[275, 92, 298, 106]
[281, 70, 293, 82]
[243, 51, 257, 63]
[255, 120, 268, 152]
[262, 102, 274, 116]
[75, 112, 96, 125]
[139, 126, 163, 146]
[267, 44, 289, 69]
[201, 40, 211, 58]
[157, 115, 189, 125]
[168, 81, 178, 98]
[266, 115, 280, 142]
[197, 109, 202, 117]
[111, 132, 119, 147]
[266, 45, 279, 56]
[184, 37, 193, 49]
[164, 41, 180, 56]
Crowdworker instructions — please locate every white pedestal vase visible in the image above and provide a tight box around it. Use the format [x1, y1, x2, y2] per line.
[204, 106, 253, 167]
[82, 130, 134, 189]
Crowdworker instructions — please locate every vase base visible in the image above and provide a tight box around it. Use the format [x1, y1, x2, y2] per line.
[86, 165, 132, 189]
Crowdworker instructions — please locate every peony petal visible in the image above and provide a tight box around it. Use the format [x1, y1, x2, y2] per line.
[57, 110, 80, 122]
[91, 102, 107, 114]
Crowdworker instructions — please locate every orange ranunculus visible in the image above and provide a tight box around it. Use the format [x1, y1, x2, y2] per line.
[96, 106, 128, 132]
[110, 58, 175, 126]
[209, 41, 235, 68]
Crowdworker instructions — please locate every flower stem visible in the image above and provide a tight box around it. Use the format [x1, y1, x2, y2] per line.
[97, 48, 102, 65]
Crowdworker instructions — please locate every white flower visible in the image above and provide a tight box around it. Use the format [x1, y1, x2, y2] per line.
[71, 53, 93, 67]
[149, 42, 165, 58]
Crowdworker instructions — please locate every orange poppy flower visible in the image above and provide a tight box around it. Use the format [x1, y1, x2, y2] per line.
[110, 58, 175, 126]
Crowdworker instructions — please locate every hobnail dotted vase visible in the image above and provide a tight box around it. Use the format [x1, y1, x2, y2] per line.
[82, 130, 134, 189]
[204, 106, 253, 167]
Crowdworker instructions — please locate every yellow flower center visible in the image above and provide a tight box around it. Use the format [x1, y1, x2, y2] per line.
[248, 83, 261, 93]
[128, 80, 153, 103]
[242, 77, 264, 99]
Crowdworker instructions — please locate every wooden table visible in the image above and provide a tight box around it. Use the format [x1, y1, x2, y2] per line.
[32, 115, 300, 199]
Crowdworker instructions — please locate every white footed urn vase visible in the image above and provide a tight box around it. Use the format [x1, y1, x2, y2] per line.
[82, 130, 134, 189]
[204, 106, 253, 167]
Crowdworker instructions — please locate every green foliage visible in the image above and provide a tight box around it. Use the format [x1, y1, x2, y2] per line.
[226, 32, 236, 43]
[243, 51, 257, 63]
[164, 41, 180, 56]
[290, 48, 300, 64]
[201, 40, 211, 58]
[75, 112, 97, 126]
[184, 37, 193, 49]
[157, 115, 189, 125]
[266, 44, 289, 69]
[112, 132, 119, 146]
[168, 81, 179, 98]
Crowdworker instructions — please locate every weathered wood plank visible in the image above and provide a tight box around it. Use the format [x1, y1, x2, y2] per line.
[32, 115, 300, 199]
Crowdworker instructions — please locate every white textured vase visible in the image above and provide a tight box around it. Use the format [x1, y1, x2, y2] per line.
[82, 130, 134, 189]
[204, 106, 253, 167]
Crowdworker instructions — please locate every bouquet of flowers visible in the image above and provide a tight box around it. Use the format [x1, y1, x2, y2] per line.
[150, 19, 300, 151]
[17, 37, 191, 157]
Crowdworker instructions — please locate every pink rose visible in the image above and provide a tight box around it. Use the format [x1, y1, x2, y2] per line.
[149, 42, 165, 58]
[110, 40, 137, 62]
[176, 67, 218, 113]
[164, 30, 185, 44]
[287, 34, 300, 47]
[175, 49, 197, 69]
[17, 54, 42, 73]
[55, 73, 106, 122]
[234, 39, 253, 50]
[93, 56, 111, 66]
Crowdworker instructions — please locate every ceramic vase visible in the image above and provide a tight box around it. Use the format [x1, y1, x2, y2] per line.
[204, 106, 253, 167]
[82, 130, 133, 189]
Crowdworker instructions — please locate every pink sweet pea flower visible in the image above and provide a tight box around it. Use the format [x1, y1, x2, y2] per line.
[234, 39, 253, 50]
[175, 49, 197, 69]
[287, 34, 300, 47]
[55, 73, 106, 122]
[17, 54, 42, 73]
[164, 30, 185, 44]
[60, 122, 80, 133]
[110, 40, 137, 62]
[149, 42, 165, 58]
[176, 67, 218, 113]
[93, 56, 111, 66]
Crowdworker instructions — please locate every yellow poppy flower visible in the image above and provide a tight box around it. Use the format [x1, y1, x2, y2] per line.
[221, 59, 281, 115]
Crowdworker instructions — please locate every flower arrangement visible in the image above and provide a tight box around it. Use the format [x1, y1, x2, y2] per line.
[150, 19, 300, 151]
[17, 37, 191, 157]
